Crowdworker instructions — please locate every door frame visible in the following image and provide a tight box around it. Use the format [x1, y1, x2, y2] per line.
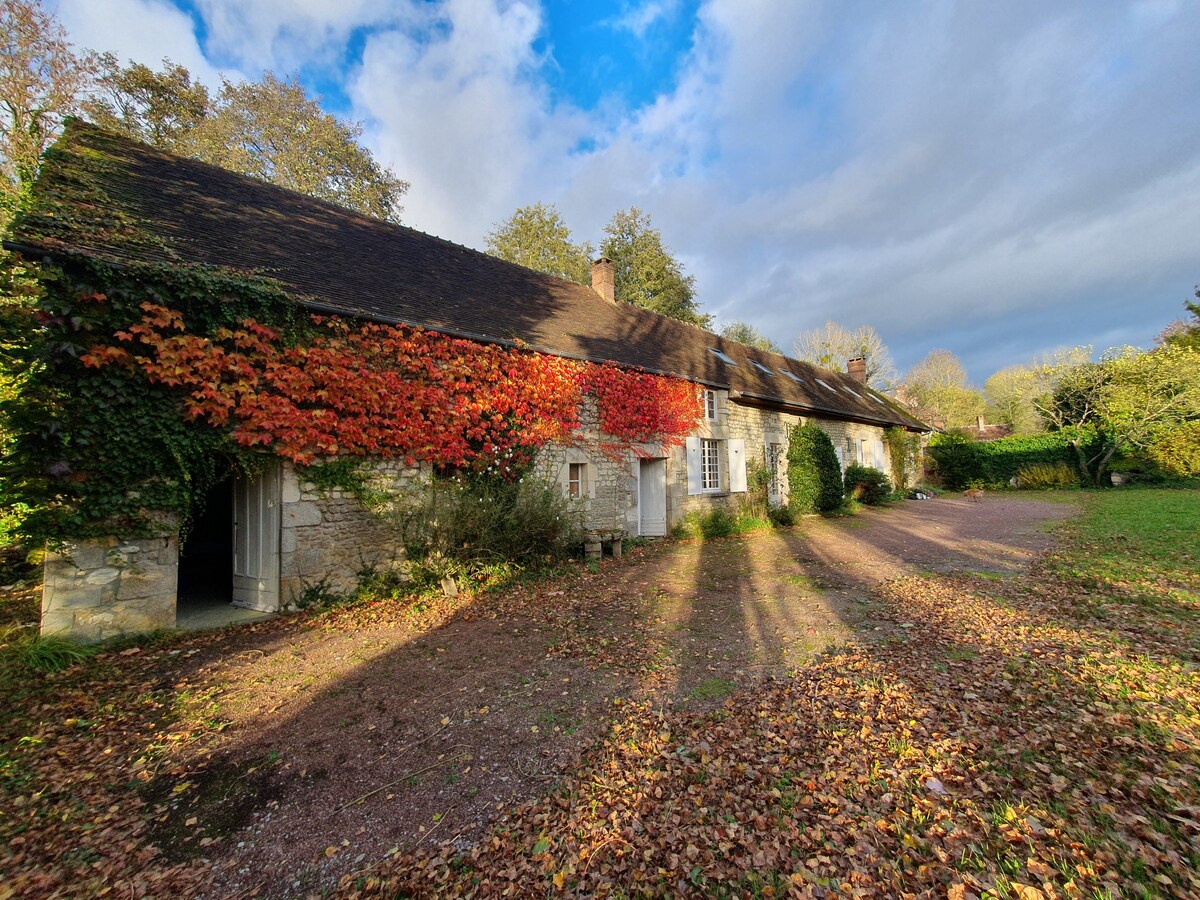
[637, 457, 668, 537]
[231, 460, 282, 611]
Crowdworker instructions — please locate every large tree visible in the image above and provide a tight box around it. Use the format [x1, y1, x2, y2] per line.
[792, 321, 897, 390]
[1035, 345, 1200, 485]
[82, 54, 208, 151]
[80, 60, 408, 224]
[600, 206, 710, 328]
[902, 349, 986, 428]
[0, 0, 94, 220]
[1157, 289, 1200, 352]
[983, 365, 1041, 434]
[720, 320, 780, 353]
[485, 202, 594, 285]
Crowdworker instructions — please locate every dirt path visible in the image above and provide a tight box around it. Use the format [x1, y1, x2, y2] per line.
[154, 494, 1070, 897]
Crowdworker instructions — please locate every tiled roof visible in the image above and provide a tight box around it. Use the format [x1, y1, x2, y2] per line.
[7, 121, 927, 431]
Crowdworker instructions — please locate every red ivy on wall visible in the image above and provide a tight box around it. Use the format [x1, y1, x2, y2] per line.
[82, 303, 701, 470]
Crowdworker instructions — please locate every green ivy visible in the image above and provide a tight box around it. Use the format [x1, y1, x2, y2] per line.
[0, 249, 309, 547]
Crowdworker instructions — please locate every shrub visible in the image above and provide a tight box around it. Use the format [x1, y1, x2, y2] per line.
[388, 472, 584, 583]
[1014, 461, 1078, 490]
[672, 508, 739, 540]
[787, 423, 843, 513]
[767, 504, 796, 527]
[884, 427, 921, 489]
[1146, 421, 1200, 477]
[843, 464, 893, 504]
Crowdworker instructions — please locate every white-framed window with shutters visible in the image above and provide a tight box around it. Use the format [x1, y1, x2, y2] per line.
[686, 436, 747, 495]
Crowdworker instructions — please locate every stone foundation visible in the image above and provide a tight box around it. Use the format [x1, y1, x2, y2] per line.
[41, 531, 178, 641]
[279, 460, 426, 606]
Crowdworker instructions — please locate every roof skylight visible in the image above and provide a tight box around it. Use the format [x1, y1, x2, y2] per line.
[780, 370, 804, 383]
[709, 348, 738, 366]
[751, 361, 774, 376]
[815, 378, 835, 391]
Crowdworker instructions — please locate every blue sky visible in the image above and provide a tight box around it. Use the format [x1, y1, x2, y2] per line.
[52, 0, 1200, 385]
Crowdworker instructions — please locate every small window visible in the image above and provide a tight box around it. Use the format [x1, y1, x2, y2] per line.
[709, 348, 738, 366]
[701, 438, 721, 490]
[751, 361, 774, 376]
[780, 370, 803, 383]
[815, 378, 835, 392]
[843, 385, 862, 399]
[568, 462, 585, 498]
[703, 388, 718, 421]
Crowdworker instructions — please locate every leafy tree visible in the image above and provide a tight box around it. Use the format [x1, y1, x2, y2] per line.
[0, 0, 95, 219]
[983, 365, 1042, 434]
[786, 422, 842, 513]
[1157, 288, 1200, 352]
[188, 73, 408, 223]
[485, 202, 594, 284]
[902, 350, 985, 427]
[82, 54, 208, 150]
[719, 320, 780, 353]
[1033, 345, 1200, 485]
[79, 60, 408, 224]
[792, 321, 897, 390]
[600, 206, 710, 328]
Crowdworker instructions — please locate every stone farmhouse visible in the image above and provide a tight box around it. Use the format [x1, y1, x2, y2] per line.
[5, 122, 926, 640]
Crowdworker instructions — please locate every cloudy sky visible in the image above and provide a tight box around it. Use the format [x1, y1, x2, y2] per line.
[52, 0, 1200, 383]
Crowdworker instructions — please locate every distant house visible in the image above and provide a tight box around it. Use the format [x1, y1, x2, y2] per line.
[4, 121, 926, 640]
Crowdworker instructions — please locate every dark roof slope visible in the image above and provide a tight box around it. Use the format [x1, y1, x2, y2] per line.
[7, 121, 926, 430]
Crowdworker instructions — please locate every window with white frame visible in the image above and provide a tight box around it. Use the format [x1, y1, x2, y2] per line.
[568, 462, 585, 498]
[701, 438, 721, 490]
[702, 388, 718, 421]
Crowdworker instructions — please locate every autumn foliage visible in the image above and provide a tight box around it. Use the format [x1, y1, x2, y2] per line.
[81, 301, 701, 469]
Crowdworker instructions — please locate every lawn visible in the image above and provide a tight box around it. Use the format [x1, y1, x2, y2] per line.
[0, 490, 1197, 898]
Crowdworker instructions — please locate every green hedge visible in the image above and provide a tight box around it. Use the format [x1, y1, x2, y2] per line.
[928, 429, 1095, 490]
[787, 423, 843, 512]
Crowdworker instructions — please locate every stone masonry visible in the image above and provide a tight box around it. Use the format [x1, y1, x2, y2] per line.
[279, 459, 428, 606]
[41, 528, 178, 641]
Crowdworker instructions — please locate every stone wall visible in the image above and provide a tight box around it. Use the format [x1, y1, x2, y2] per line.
[279, 459, 427, 606]
[41, 529, 178, 641]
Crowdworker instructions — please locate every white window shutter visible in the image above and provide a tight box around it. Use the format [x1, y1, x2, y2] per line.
[686, 436, 702, 495]
[874, 439, 885, 471]
[728, 439, 747, 493]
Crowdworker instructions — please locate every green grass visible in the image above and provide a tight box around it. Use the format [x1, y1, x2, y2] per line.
[688, 677, 737, 701]
[1048, 488, 1200, 597]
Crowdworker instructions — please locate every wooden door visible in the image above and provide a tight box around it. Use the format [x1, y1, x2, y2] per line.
[639, 458, 667, 537]
[232, 461, 281, 611]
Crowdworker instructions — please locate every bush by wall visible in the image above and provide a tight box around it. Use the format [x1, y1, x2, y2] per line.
[787, 423, 843, 513]
[843, 464, 893, 504]
[1014, 461, 1078, 489]
[884, 427, 921, 490]
[928, 429, 1093, 490]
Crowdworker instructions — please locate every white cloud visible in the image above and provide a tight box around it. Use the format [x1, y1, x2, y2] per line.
[607, 0, 680, 39]
[54, 0, 228, 86]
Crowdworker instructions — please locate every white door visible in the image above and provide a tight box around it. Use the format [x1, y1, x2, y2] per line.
[232, 461, 281, 611]
[639, 458, 667, 537]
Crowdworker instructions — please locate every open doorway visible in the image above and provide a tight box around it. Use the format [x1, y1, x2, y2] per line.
[176, 463, 280, 630]
[176, 476, 234, 627]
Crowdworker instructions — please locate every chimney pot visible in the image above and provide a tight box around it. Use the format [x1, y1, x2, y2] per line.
[591, 258, 615, 303]
[847, 357, 867, 384]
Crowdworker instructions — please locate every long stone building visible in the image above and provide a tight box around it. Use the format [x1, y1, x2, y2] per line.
[5, 121, 926, 640]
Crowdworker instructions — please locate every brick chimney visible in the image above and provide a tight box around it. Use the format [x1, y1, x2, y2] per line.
[847, 357, 867, 384]
[977, 415, 986, 432]
[591, 258, 615, 303]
